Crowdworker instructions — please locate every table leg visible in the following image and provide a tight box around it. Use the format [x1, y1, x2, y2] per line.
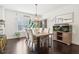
[51, 34, 53, 47]
[37, 37, 40, 53]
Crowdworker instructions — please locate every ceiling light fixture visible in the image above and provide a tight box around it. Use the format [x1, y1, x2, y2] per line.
[34, 4, 40, 21]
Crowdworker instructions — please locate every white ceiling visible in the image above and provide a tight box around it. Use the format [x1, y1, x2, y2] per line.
[0, 4, 69, 15]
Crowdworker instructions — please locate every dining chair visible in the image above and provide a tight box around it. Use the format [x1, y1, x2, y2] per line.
[40, 28, 52, 48]
[44, 28, 50, 46]
[43, 28, 49, 33]
[40, 28, 49, 48]
[25, 29, 30, 48]
[39, 35, 49, 53]
[39, 28, 42, 33]
[25, 29, 37, 52]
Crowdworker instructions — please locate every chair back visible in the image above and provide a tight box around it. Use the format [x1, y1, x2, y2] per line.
[27, 29, 33, 41]
[25, 29, 29, 39]
[43, 28, 49, 33]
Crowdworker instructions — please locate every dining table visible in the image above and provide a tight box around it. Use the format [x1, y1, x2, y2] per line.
[33, 32, 53, 53]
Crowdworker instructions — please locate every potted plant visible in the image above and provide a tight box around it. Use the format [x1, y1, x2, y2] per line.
[14, 32, 20, 39]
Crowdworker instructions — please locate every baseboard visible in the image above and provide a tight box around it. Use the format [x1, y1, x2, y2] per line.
[7, 37, 26, 40]
[72, 41, 79, 45]
[72, 43, 79, 45]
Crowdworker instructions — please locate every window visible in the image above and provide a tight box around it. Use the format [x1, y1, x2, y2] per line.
[17, 15, 30, 31]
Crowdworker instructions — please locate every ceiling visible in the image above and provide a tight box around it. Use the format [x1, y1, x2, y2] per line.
[0, 4, 69, 15]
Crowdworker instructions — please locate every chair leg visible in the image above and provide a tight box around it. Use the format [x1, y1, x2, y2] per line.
[28, 41, 30, 49]
[40, 39, 42, 47]
[48, 37, 49, 48]
[51, 35, 53, 47]
[25, 40, 27, 45]
[41, 42, 42, 48]
[32, 42, 33, 52]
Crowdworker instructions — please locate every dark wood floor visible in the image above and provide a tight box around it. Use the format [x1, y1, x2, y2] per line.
[1, 38, 79, 54]
[5, 38, 29, 54]
[52, 40, 79, 54]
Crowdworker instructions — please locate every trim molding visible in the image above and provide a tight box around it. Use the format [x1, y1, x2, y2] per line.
[7, 37, 26, 40]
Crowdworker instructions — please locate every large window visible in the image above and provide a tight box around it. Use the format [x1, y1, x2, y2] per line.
[17, 15, 30, 31]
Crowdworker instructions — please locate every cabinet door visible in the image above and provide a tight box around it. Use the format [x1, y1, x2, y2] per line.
[44, 19, 47, 28]
[43, 19, 47, 28]
[40, 21, 42, 28]
[53, 32, 57, 40]
[63, 32, 72, 45]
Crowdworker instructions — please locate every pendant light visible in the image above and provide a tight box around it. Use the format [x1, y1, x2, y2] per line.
[34, 4, 40, 21]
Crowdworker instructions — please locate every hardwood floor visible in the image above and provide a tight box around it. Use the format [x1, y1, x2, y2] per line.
[51, 40, 79, 54]
[1, 38, 79, 54]
[5, 38, 28, 54]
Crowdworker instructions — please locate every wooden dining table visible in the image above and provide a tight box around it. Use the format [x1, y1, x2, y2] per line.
[33, 32, 53, 53]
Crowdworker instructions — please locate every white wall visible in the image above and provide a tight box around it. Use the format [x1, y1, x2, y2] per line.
[0, 6, 5, 20]
[0, 7, 35, 39]
[43, 5, 79, 45]
[4, 9, 36, 39]
[4, 9, 17, 39]
[0, 6, 42, 39]
[72, 6, 79, 45]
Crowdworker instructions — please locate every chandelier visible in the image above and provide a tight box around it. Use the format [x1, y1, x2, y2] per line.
[34, 4, 40, 21]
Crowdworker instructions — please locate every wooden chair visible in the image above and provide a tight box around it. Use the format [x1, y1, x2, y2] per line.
[25, 29, 37, 52]
[43, 28, 49, 33]
[40, 28, 53, 51]
[39, 35, 49, 53]
[25, 29, 30, 48]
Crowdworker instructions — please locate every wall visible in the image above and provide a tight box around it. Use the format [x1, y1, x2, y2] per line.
[0, 6, 42, 39]
[43, 5, 79, 45]
[0, 8, 35, 39]
[4, 9, 17, 39]
[73, 6, 79, 45]
[0, 6, 5, 19]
